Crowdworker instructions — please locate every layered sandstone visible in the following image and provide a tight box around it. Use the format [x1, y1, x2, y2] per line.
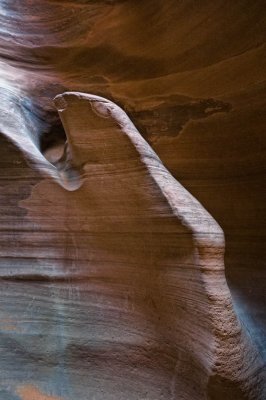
[0, 1, 265, 399]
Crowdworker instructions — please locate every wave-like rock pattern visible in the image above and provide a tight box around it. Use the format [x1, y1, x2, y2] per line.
[0, 1, 265, 399]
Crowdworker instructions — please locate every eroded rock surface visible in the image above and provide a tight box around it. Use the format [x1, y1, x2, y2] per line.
[0, 1, 265, 399]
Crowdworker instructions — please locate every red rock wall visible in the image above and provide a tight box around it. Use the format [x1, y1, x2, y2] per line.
[0, 1, 265, 399]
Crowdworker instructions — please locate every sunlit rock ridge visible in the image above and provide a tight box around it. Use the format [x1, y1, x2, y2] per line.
[0, 1, 265, 399]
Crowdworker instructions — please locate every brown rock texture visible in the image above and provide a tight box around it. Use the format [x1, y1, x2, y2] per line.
[0, 1, 265, 399]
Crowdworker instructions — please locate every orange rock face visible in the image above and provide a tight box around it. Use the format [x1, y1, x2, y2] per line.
[0, 1, 265, 399]
[17, 385, 62, 400]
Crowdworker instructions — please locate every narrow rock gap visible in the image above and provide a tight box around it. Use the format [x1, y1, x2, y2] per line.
[40, 117, 67, 166]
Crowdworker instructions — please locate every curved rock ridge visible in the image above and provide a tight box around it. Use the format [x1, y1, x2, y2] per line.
[0, 92, 263, 399]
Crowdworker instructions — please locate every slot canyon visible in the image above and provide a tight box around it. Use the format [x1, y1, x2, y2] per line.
[0, 1, 265, 399]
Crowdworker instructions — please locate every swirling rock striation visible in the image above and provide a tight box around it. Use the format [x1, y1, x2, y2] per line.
[0, 1, 265, 399]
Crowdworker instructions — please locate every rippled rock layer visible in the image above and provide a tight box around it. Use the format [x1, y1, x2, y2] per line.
[0, 1, 265, 399]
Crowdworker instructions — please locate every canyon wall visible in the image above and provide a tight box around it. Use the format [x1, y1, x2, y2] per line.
[0, 1, 265, 399]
